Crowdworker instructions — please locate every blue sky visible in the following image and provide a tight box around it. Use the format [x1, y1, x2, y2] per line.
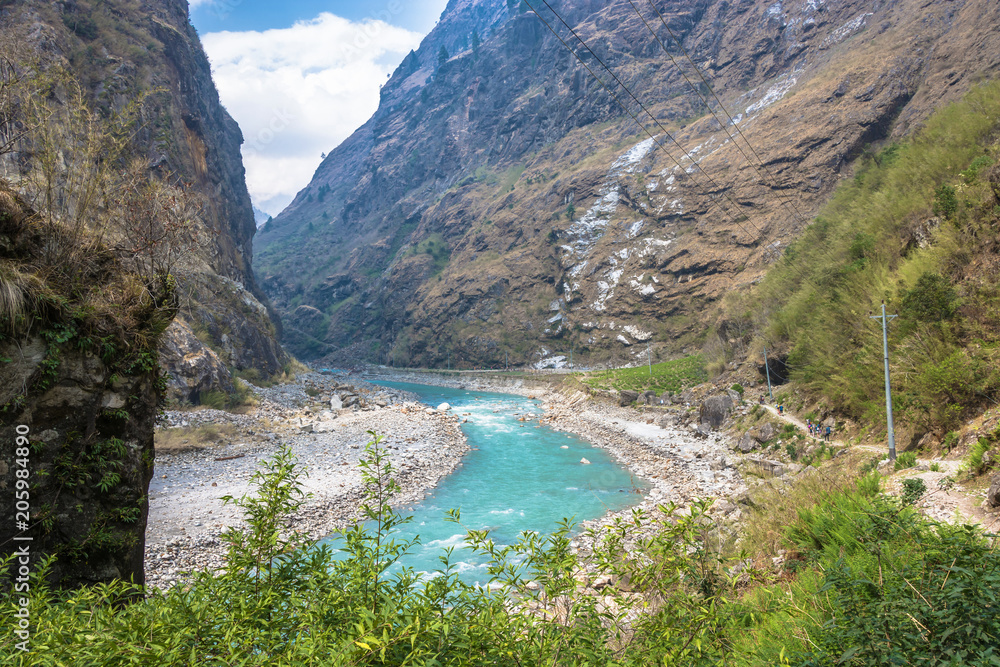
[188, 0, 449, 216]
[190, 0, 447, 36]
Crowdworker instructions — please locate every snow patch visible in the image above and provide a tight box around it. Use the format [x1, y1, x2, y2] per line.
[745, 67, 803, 115]
[823, 13, 873, 48]
[623, 325, 653, 341]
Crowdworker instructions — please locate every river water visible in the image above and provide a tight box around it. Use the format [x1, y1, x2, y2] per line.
[322, 381, 648, 585]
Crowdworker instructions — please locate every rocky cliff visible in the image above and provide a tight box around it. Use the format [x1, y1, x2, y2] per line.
[255, 0, 1000, 368]
[0, 0, 285, 396]
[0, 185, 172, 588]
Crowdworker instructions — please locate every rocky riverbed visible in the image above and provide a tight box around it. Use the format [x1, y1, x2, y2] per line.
[144, 372, 468, 589]
[146, 368, 754, 589]
[361, 370, 748, 552]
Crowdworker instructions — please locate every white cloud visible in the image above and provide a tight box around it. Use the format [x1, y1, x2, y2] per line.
[201, 13, 423, 215]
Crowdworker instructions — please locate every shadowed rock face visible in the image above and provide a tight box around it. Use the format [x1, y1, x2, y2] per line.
[1, 0, 285, 380]
[256, 0, 1000, 368]
[0, 187, 171, 589]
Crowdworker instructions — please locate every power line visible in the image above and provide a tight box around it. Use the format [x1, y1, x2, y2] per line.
[624, 0, 796, 222]
[642, 0, 813, 226]
[528, 0, 768, 244]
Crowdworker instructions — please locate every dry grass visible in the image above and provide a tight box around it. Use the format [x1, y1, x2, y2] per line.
[154, 424, 239, 454]
[736, 449, 874, 558]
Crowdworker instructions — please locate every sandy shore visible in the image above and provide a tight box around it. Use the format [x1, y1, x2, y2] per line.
[145, 369, 748, 588]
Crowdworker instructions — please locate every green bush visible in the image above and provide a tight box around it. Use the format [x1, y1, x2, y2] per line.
[730, 383, 744, 395]
[894, 451, 918, 470]
[968, 436, 995, 475]
[901, 477, 927, 505]
[1, 436, 743, 666]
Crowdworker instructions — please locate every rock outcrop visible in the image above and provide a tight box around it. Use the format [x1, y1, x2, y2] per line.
[159, 319, 235, 404]
[1, 0, 285, 385]
[987, 474, 1000, 509]
[699, 394, 734, 430]
[0, 186, 173, 588]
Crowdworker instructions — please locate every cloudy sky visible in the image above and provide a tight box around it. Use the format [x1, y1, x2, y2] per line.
[189, 0, 449, 216]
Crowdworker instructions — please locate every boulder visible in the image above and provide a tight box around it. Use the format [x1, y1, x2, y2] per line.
[756, 422, 777, 443]
[437, 402, 452, 411]
[699, 394, 734, 430]
[159, 319, 235, 404]
[618, 390, 639, 406]
[341, 394, 359, 408]
[987, 474, 1000, 509]
[641, 390, 658, 406]
[580, 457, 591, 465]
[738, 432, 758, 453]
[329, 395, 343, 410]
[747, 458, 787, 477]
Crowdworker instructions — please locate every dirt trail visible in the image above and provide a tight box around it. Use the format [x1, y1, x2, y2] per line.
[759, 405, 999, 530]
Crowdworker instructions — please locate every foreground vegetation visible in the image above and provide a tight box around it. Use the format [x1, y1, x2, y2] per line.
[3, 436, 997, 665]
[724, 81, 1000, 438]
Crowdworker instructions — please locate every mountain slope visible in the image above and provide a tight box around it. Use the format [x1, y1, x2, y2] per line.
[255, 0, 1000, 369]
[0, 0, 285, 392]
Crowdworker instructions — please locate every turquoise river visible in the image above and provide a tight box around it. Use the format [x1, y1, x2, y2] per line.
[323, 381, 648, 585]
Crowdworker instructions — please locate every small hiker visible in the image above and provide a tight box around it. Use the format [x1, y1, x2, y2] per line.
[825, 425, 831, 441]
[778, 404, 784, 415]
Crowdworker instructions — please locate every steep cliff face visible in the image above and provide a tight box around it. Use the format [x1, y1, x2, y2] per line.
[256, 0, 1000, 368]
[0, 0, 285, 388]
[0, 186, 172, 588]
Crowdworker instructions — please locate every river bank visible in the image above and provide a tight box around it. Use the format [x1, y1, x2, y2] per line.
[362, 369, 747, 550]
[146, 368, 747, 588]
[144, 372, 468, 588]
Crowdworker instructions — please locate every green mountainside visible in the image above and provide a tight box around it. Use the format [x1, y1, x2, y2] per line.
[722, 81, 1000, 446]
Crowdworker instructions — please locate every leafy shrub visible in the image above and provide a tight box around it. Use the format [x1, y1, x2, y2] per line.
[900, 272, 957, 323]
[961, 155, 994, 182]
[942, 430, 959, 452]
[894, 451, 917, 470]
[730, 383, 744, 395]
[929, 462, 942, 472]
[901, 477, 927, 505]
[786, 443, 799, 461]
[796, 519, 1000, 666]
[198, 389, 228, 410]
[932, 183, 959, 219]
[968, 436, 995, 475]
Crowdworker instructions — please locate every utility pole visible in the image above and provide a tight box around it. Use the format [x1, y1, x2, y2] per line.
[505, 350, 508, 371]
[570, 345, 573, 370]
[870, 301, 898, 461]
[763, 345, 774, 402]
[647, 339, 652, 375]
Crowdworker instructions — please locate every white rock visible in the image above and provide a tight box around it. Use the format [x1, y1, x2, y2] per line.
[437, 402, 452, 411]
[580, 457, 591, 465]
[561, 445, 569, 449]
